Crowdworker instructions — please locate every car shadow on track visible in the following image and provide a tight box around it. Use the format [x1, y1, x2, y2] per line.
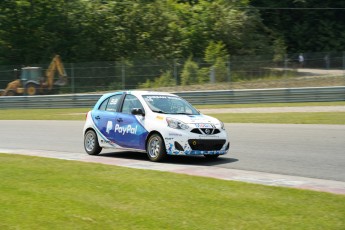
[99, 151, 238, 166]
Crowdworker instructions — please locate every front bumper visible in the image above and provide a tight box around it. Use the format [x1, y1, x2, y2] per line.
[165, 137, 230, 156]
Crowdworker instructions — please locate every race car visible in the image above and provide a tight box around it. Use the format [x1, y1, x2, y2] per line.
[83, 91, 230, 161]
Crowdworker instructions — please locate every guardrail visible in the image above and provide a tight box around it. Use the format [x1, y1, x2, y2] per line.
[0, 86, 344, 109]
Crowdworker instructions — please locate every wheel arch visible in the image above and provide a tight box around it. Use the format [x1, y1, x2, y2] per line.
[24, 80, 40, 87]
[84, 128, 102, 155]
[84, 127, 101, 145]
[84, 127, 95, 135]
[145, 130, 164, 150]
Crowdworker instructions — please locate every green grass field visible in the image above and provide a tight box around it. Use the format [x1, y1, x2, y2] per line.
[0, 102, 344, 228]
[212, 112, 345, 124]
[195, 101, 345, 109]
[0, 102, 344, 124]
[1, 153, 344, 229]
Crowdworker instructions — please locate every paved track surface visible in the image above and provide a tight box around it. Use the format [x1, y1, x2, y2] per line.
[0, 120, 344, 194]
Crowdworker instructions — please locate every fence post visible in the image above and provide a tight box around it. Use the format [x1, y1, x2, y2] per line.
[284, 54, 288, 76]
[227, 58, 231, 83]
[210, 66, 215, 83]
[173, 59, 178, 85]
[121, 60, 125, 90]
[71, 63, 75, 93]
[343, 51, 345, 77]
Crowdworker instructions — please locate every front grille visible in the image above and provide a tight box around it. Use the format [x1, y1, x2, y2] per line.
[190, 128, 220, 135]
[188, 139, 226, 151]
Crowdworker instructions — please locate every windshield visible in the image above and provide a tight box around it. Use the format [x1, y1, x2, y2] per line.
[143, 95, 200, 115]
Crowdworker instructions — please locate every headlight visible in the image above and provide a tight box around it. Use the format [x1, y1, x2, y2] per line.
[220, 121, 225, 130]
[166, 117, 189, 130]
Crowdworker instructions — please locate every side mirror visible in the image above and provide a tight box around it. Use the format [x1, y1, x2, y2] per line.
[131, 108, 145, 116]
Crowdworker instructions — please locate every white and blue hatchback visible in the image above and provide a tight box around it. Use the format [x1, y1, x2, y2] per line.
[83, 91, 230, 161]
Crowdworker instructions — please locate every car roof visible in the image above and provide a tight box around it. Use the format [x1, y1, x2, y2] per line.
[102, 90, 177, 98]
[94, 91, 178, 109]
[129, 91, 177, 97]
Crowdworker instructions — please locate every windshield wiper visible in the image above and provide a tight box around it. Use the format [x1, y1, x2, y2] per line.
[152, 110, 167, 114]
[173, 112, 193, 115]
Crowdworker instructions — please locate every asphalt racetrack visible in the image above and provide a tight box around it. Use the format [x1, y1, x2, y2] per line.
[0, 120, 344, 182]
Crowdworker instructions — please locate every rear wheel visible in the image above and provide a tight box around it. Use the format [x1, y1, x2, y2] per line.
[25, 83, 39, 96]
[146, 134, 166, 162]
[84, 130, 102, 155]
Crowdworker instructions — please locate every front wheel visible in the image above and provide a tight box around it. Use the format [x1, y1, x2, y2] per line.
[84, 130, 102, 155]
[25, 83, 39, 96]
[146, 134, 166, 162]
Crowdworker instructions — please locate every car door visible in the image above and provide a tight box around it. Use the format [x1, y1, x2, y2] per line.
[92, 94, 123, 143]
[113, 94, 148, 150]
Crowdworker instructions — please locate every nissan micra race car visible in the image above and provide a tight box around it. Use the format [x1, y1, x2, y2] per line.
[83, 91, 230, 162]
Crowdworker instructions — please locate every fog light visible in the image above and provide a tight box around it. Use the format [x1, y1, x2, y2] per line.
[174, 141, 184, 151]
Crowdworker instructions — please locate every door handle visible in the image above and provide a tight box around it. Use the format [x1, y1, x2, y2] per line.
[117, 118, 123, 122]
[95, 116, 100, 120]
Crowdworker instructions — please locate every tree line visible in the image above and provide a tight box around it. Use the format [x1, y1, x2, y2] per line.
[1, 0, 343, 66]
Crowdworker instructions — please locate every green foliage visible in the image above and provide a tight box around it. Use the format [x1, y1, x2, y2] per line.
[204, 41, 229, 64]
[180, 57, 200, 85]
[139, 70, 176, 88]
[212, 112, 345, 125]
[1, 0, 344, 89]
[139, 79, 152, 88]
[0, 0, 274, 65]
[273, 37, 287, 63]
[250, 0, 345, 52]
[204, 41, 229, 82]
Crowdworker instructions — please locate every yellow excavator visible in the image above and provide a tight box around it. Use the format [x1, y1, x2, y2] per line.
[0, 55, 67, 96]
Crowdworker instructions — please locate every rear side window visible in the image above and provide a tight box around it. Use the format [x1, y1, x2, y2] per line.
[98, 98, 109, 111]
[98, 94, 122, 112]
[106, 95, 122, 112]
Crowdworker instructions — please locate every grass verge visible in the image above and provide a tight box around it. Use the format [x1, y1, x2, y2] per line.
[0, 102, 344, 124]
[1, 153, 344, 229]
[194, 101, 345, 109]
[0, 108, 89, 120]
[212, 112, 345, 125]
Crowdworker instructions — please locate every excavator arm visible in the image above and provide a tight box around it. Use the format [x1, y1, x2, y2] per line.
[44, 55, 67, 90]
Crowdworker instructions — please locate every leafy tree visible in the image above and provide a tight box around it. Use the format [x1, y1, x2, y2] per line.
[250, 0, 345, 52]
[138, 70, 176, 88]
[0, 0, 69, 64]
[204, 41, 229, 82]
[273, 37, 287, 64]
[180, 57, 199, 85]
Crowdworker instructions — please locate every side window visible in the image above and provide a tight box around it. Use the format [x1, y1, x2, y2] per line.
[98, 98, 109, 111]
[121, 95, 144, 114]
[105, 95, 122, 112]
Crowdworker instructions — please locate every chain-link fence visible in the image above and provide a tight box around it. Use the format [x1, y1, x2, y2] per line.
[1, 52, 344, 95]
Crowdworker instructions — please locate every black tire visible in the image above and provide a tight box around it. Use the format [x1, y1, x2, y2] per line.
[84, 130, 102, 155]
[146, 134, 167, 162]
[204, 154, 220, 160]
[25, 83, 38, 96]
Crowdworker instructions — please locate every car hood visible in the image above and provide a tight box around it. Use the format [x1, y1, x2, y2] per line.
[159, 113, 220, 125]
